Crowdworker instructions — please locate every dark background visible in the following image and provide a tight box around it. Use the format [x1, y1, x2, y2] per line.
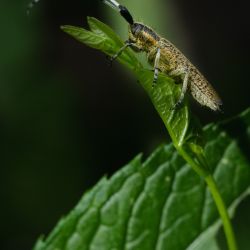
[0, 0, 249, 249]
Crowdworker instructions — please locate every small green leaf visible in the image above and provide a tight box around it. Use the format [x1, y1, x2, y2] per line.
[87, 17, 123, 46]
[62, 25, 107, 49]
[33, 109, 250, 250]
[61, 17, 141, 71]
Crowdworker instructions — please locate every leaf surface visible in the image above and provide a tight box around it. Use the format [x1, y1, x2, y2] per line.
[33, 109, 250, 250]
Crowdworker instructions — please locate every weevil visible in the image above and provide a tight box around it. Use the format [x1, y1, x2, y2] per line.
[102, 0, 222, 111]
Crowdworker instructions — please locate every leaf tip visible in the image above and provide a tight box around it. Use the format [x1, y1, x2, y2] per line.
[60, 25, 69, 32]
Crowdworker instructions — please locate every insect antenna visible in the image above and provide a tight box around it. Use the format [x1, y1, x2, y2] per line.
[101, 0, 134, 24]
[26, 0, 41, 15]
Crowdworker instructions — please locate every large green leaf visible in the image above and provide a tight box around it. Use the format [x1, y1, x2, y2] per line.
[33, 109, 250, 250]
[38, 17, 250, 250]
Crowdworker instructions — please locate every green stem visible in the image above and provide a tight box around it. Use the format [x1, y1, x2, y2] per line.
[205, 175, 238, 250]
[175, 145, 238, 250]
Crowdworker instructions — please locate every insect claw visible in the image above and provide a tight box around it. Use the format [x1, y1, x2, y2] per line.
[152, 80, 157, 87]
[170, 101, 182, 111]
[106, 55, 113, 67]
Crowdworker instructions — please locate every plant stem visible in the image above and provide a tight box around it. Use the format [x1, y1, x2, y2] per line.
[175, 145, 238, 250]
[205, 175, 238, 250]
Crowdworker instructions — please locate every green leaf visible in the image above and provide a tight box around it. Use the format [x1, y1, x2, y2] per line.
[56, 17, 250, 250]
[136, 69, 189, 147]
[61, 17, 141, 71]
[33, 109, 250, 250]
[61, 17, 193, 150]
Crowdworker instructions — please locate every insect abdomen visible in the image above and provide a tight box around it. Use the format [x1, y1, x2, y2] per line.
[158, 40, 222, 111]
[189, 71, 222, 111]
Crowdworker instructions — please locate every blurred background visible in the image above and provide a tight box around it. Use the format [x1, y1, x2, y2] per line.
[0, 0, 249, 249]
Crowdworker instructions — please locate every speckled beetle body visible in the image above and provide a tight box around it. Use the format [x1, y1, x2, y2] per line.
[103, 0, 222, 111]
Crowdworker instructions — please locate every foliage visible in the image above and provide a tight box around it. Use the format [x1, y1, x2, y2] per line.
[32, 18, 250, 250]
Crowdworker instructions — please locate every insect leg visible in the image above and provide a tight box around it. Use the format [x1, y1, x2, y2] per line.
[170, 68, 190, 109]
[153, 48, 161, 86]
[108, 41, 135, 65]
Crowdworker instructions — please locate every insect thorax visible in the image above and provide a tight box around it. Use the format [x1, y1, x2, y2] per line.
[128, 23, 160, 52]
